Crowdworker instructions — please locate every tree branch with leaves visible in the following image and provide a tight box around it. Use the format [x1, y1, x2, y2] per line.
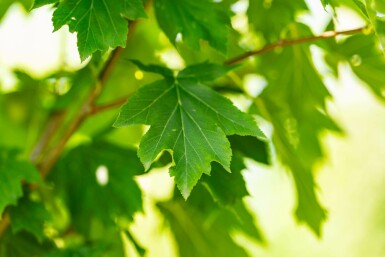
[0, 0, 384, 256]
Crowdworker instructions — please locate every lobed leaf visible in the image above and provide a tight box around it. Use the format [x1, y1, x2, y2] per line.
[255, 24, 340, 235]
[33, 0, 147, 60]
[115, 63, 265, 198]
[0, 151, 41, 216]
[154, 0, 231, 53]
[157, 185, 264, 257]
[50, 141, 143, 235]
[9, 197, 51, 242]
[247, 0, 308, 42]
[324, 34, 385, 100]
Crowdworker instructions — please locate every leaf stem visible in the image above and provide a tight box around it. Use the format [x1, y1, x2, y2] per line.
[225, 26, 370, 65]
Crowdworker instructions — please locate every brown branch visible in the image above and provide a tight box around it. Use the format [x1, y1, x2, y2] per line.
[225, 26, 369, 66]
[90, 96, 131, 115]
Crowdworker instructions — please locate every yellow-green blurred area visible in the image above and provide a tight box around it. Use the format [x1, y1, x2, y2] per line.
[1, 2, 385, 257]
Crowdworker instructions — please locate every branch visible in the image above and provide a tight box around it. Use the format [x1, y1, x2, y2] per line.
[79, 27, 372, 119]
[225, 26, 370, 65]
[0, 20, 141, 239]
[90, 96, 131, 115]
[38, 21, 139, 177]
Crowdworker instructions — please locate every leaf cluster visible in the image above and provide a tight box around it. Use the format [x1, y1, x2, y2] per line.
[0, 0, 384, 256]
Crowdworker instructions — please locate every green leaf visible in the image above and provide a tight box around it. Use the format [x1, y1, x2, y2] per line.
[124, 230, 146, 257]
[320, 0, 329, 8]
[0, 231, 54, 257]
[1, 0, 32, 20]
[201, 136, 269, 206]
[247, 0, 308, 42]
[178, 62, 237, 82]
[158, 186, 264, 257]
[255, 24, 339, 236]
[325, 34, 385, 100]
[37, 0, 147, 60]
[130, 60, 174, 78]
[154, 0, 231, 53]
[114, 65, 265, 198]
[42, 244, 113, 257]
[353, 0, 369, 17]
[366, 0, 385, 51]
[9, 197, 51, 242]
[32, 0, 57, 9]
[50, 141, 143, 234]
[228, 135, 270, 165]
[0, 151, 40, 216]
[201, 153, 249, 206]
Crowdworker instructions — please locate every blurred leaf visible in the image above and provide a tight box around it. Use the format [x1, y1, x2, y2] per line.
[42, 243, 115, 257]
[52, 67, 96, 111]
[353, 0, 369, 17]
[124, 230, 146, 257]
[325, 34, 385, 100]
[0, 0, 32, 21]
[9, 197, 51, 242]
[0, 231, 54, 257]
[247, 0, 308, 42]
[50, 141, 143, 235]
[33, 0, 147, 60]
[366, 0, 385, 50]
[0, 151, 41, 216]
[178, 62, 237, 82]
[154, 0, 231, 53]
[114, 64, 265, 199]
[201, 153, 249, 206]
[32, 0, 56, 9]
[130, 60, 174, 78]
[228, 135, 270, 165]
[201, 135, 269, 206]
[157, 185, 264, 257]
[255, 24, 340, 236]
[320, 0, 329, 8]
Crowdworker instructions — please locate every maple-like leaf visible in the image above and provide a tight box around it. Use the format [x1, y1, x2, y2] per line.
[254, 23, 341, 236]
[325, 34, 385, 100]
[50, 141, 144, 234]
[157, 185, 264, 257]
[9, 198, 51, 242]
[34, 0, 147, 60]
[114, 62, 265, 198]
[0, 151, 40, 216]
[154, 0, 230, 53]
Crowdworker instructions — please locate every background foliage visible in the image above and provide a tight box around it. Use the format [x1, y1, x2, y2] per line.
[0, 0, 385, 256]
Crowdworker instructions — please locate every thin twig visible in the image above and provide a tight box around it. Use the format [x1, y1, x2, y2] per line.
[225, 26, 369, 65]
[90, 96, 131, 115]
